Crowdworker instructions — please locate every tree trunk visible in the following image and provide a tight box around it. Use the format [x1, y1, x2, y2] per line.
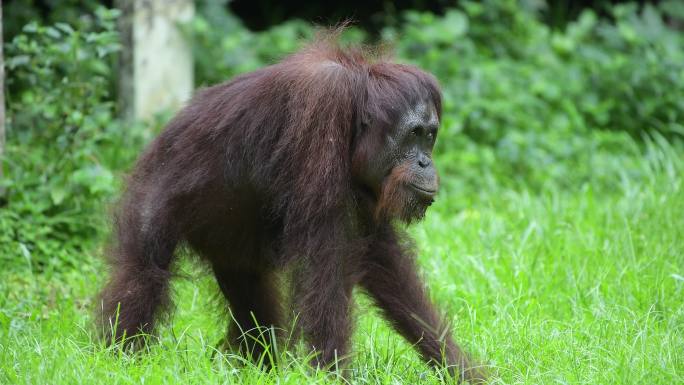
[116, 0, 194, 121]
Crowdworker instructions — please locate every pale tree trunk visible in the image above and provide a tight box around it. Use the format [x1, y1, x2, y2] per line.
[116, 0, 194, 121]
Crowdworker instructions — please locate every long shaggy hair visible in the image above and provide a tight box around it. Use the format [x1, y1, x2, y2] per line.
[98, 30, 485, 384]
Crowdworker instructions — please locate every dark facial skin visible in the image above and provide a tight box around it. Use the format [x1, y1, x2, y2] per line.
[358, 99, 440, 222]
[393, 100, 439, 197]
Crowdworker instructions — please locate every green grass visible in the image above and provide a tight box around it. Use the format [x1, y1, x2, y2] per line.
[1, 151, 683, 385]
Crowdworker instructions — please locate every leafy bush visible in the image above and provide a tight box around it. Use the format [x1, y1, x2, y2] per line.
[383, 1, 684, 191]
[186, 0, 366, 85]
[184, 0, 312, 85]
[1, 8, 149, 270]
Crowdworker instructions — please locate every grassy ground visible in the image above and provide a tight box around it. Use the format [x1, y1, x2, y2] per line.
[1, 148, 683, 385]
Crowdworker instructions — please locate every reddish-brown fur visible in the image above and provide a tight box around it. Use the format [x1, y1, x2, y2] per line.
[99, 33, 485, 383]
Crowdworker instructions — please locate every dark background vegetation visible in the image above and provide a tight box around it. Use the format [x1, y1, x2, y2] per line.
[4, 0, 679, 39]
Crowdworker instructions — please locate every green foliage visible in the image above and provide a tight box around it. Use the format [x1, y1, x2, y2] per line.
[184, 0, 313, 85]
[383, 1, 684, 191]
[2, 0, 106, 42]
[186, 0, 365, 85]
[1, 8, 148, 270]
